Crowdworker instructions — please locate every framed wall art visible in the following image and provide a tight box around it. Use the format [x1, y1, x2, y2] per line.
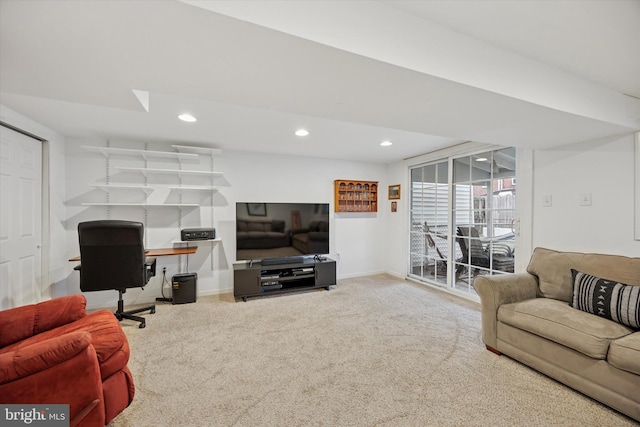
[247, 203, 267, 216]
[388, 184, 400, 200]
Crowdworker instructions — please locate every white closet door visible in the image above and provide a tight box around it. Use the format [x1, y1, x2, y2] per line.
[0, 125, 42, 309]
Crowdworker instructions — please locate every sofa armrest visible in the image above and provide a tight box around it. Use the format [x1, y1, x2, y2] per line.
[0, 331, 92, 384]
[0, 331, 106, 426]
[0, 295, 87, 348]
[473, 273, 538, 349]
[308, 231, 328, 241]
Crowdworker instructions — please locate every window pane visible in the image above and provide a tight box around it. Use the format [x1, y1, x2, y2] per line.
[437, 162, 448, 183]
[494, 147, 516, 179]
[453, 157, 470, 182]
[471, 152, 492, 181]
[422, 164, 436, 183]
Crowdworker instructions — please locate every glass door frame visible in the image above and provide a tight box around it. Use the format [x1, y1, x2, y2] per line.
[406, 143, 532, 300]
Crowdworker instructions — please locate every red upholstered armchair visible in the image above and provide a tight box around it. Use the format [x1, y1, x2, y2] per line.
[0, 295, 135, 426]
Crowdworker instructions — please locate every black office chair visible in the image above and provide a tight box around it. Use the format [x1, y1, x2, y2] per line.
[76, 220, 156, 328]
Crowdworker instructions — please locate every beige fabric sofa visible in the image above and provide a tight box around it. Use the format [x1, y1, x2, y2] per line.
[474, 247, 640, 421]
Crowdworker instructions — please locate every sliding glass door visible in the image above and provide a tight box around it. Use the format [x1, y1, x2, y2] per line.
[409, 161, 450, 285]
[452, 148, 516, 293]
[409, 147, 516, 296]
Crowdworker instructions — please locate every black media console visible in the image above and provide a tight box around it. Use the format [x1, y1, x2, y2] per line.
[233, 257, 336, 301]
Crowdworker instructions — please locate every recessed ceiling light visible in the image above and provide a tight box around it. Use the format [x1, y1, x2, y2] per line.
[475, 157, 488, 162]
[380, 140, 393, 147]
[295, 129, 309, 137]
[178, 113, 197, 122]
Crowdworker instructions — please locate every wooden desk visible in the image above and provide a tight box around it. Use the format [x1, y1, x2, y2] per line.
[68, 247, 197, 262]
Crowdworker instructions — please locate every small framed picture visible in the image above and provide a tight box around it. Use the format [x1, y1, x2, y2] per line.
[247, 203, 267, 216]
[388, 184, 401, 200]
[391, 201, 397, 212]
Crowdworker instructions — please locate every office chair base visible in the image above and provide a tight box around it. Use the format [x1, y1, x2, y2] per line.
[115, 291, 155, 328]
[115, 306, 156, 328]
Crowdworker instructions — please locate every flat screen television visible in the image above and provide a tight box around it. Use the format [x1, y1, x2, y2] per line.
[236, 202, 330, 262]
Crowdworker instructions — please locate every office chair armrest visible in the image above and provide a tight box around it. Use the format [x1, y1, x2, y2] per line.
[145, 257, 157, 281]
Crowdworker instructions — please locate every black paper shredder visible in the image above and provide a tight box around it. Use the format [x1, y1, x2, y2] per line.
[171, 273, 197, 304]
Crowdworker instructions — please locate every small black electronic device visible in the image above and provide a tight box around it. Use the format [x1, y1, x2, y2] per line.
[261, 256, 306, 266]
[171, 273, 197, 304]
[181, 228, 215, 241]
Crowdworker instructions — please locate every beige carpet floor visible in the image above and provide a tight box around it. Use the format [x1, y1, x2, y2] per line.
[109, 274, 637, 426]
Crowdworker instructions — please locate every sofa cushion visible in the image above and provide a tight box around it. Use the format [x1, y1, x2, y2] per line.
[247, 222, 268, 232]
[271, 220, 285, 233]
[526, 247, 640, 303]
[572, 269, 640, 329]
[0, 295, 87, 348]
[309, 221, 328, 232]
[246, 231, 268, 238]
[3, 310, 130, 380]
[498, 298, 633, 359]
[609, 333, 640, 375]
[308, 231, 328, 241]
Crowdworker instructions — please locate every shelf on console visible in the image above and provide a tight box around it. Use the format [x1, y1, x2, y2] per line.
[268, 273, 316, 282]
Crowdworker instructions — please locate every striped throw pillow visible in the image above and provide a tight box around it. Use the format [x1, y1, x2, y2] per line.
[571, 269, 640, 329]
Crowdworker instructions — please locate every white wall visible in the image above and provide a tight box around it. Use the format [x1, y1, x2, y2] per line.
[533, 133, 640, 256]
[62, 139, 389, 308]
[383, 162, 408, 278]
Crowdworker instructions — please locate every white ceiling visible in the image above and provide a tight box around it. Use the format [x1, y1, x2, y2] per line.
[1, 0, 638, 164]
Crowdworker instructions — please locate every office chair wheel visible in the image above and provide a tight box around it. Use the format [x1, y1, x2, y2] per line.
[150, 307, 156, 314]
[138, 322, 146, 329]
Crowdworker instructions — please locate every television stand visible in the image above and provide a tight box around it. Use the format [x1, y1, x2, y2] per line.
[233, 257, 336, 301]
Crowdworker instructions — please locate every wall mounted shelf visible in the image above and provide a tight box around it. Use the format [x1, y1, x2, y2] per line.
[171, 145, 222, 155]
[171, 238, 221, 244]
[116, 167, 223, 178]
[79, 143, 224, 275]
[81, 202, 199, 208]
[168, 185, 219, 192]
[334, 180, 378, 213]
[90, 183, 154, 194]
[82, 145, 199, 162]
